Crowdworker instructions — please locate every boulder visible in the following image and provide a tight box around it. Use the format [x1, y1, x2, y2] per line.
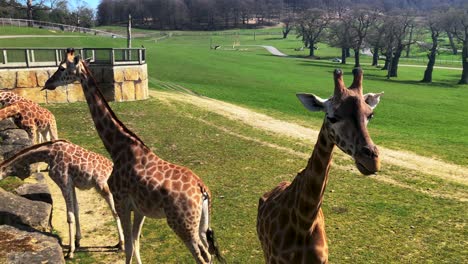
[0, 119, 33, 176]
[0, 187, 52, 232]
[0, 225, 64, 264]
[15, 182, 52, 205]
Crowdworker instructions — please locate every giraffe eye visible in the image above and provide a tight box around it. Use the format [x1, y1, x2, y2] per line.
[327, 116, 339, 124]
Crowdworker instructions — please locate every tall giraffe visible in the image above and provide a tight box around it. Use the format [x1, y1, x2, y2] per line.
[257, 69, 383, 263]
[0, 101, 58, 144]
[43, 48, 223, 264]
[0, 139, 125, 259]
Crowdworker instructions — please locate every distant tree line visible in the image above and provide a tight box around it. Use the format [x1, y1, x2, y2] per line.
[293, 4, 468, 84]
[95, 0, 465, 30]
[0, 0, 94, 28]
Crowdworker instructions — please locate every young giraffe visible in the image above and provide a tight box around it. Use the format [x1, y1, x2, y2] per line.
[257, 69, 384, 264]
[0, 101, 58, 144]
[0, 91, 33, 106]
[43, 48, 223, 264]
[0, 139, 125, 259]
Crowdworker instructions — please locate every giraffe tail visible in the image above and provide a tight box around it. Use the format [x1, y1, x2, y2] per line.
[201, 192, 226, 263]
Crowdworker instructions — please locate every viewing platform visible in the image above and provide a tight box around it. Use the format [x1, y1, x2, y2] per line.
[0, 48, 148, 103]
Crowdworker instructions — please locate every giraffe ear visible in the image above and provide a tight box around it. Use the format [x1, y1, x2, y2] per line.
[296, 93, 328, 112]
[364, 92, 384, 109]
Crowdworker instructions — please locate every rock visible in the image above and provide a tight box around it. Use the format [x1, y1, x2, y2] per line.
[16, 71, 37, 88]
[15, 182, 52, 205]
[0, 119, 33, 176]
[0, 225, 64, 264]
[0, 187, 52, 232]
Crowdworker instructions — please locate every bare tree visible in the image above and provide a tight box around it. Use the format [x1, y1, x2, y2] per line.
[443, 8, 468, 84]
[296, 8, 329, 57]
[366, 14, 386, 66]
[328, 17, 352, 64]
[347, 7, 377, 67]
[421, 11, 443, 83]
[281, 8, 295, 39]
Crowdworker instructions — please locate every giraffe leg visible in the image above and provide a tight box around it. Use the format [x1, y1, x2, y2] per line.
[119, 201, 134, 264]
[72, 187, 82, 248]
[132, 211, 145, 264]
[61, 188, 76, 259]
[167, 209, 211, 264]
[98, 184, 124, 250]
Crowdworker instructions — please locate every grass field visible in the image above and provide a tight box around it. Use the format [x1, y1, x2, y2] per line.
[0, 26, 467, 263]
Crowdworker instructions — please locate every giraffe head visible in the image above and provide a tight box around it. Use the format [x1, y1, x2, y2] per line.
[297, 68, 383, 175]
[43, 48, 90, 90]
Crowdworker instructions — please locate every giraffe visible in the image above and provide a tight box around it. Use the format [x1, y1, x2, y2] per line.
[0, 101, 58, 144]
[0, 91, 32, 107]
[256, 68, 384, 264]
[0, 139, 125, 259]
[43, 48, 224, 264]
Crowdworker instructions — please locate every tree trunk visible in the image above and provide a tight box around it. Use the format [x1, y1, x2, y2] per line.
[282, 28, 290, 39]
[405, 24, 414, 58]
[459, 41, 468, 84]
[447, 31, 458, 55]
[27, 0, 33, 27]
[309, 44, 315, 57]
[372, 46, 379, 66]
[389, 47, 403, 77]
[341, 48, 346, 64]
[421, 32, 438, 83]
[345, 48, 350, 57]
[354, 48, 360, 67]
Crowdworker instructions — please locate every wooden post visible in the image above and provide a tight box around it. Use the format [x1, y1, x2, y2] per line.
[127, 13, 132, 61]
[2, 49, 7, 65]
[25, 49, 30, 68]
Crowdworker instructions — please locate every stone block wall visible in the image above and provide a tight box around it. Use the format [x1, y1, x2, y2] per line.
[0, 64, 148, 103]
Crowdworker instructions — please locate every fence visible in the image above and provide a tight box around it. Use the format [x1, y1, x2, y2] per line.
[0, 18, 124, 38]
[0, 48, 146, 69]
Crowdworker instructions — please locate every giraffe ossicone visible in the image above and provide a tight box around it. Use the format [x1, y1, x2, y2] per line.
[43, 48, 224, 264]
[257, 68, 383, 263]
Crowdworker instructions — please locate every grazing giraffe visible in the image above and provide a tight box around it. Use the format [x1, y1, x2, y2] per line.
[0, 139, 125, 259]
[0, 101, 58, 144]
[257, 69, 384, 264]
[0, 91, 32, 107]
[43, 48, 224, 264]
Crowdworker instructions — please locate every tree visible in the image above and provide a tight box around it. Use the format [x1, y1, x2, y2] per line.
[443, 8, 468, 84]
[347, 7, 377, 67]
[421, 11, 443, 83]
[380, 12, 417, 77]
[281, 9, 295, 39]
[296, 8, 329, 57]
[328, 17, 352, 64]
[366, 14, 386, 66]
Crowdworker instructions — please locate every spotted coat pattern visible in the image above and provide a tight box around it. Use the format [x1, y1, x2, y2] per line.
[0, 100, 58, 144]
[0, 139, 124, 259]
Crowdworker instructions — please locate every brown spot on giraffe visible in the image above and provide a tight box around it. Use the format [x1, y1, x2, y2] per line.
[43, 48, 224, 264]
[0, 139, 124, 259]
[257, 68, 384, 263]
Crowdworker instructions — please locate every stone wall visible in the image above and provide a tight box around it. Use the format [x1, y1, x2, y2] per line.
[0, 64, 148, 103]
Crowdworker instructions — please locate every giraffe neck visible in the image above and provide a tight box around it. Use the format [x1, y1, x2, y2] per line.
[288, 123, 334, 221]
[0, 141, 58, 170]
[78, 64, 147, 158]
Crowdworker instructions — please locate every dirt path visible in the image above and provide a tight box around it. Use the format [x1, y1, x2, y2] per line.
[149, 90, 468, 185]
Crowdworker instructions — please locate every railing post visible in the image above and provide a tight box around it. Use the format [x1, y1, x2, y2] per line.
[139, 49, 142, 64]
[55, 49, 59, 66]
[110, 49, 115, 65]
[30, 50, 35, 63]
[25, 49, 30, 68]
[2, 49, 7, 64]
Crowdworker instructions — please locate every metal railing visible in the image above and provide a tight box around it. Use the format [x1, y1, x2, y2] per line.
[0, 18, 125, 38]
[0, 48, 146, 69]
